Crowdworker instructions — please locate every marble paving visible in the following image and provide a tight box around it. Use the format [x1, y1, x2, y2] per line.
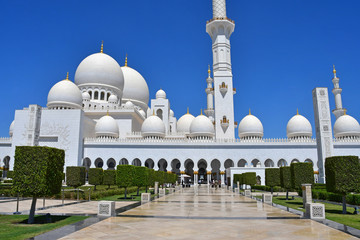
[60, 187, 357, 239]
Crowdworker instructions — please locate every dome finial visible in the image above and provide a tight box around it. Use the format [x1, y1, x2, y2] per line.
[100, 40, 104, 53]
[333, 64, 337, 78]
[297, 108, 299, 115]
[344, 109, 347, 115]
[187, 107, 189, 114]
[153, 109, 155, 116]
[66, 72, 69, 80]
[201, 109, 203, 115]
[249, 108, 251, 115]
[208, 65, 211, 77]
[106, 110, 109, 116]
[125, 53, 128, 67]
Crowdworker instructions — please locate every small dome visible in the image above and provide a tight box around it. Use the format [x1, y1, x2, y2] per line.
[82, 92, 90, 101]
[108, 94, 118, 103]
[121, 66, 149, 110]
[95, 115, 119, 138]
[170, 109, 174, 117]
[190, 114, 215, 138]
[139, 109, 146, 118]
[47, 78, 83, 109]
[238, 114, 264, 138]
[141, 115, 166, 137]
[9, 121, 14, 137]
[124, 101, 134, 109]
[156, 89, 166, 99]
[177, 112, 195, 134]
[287, 114, 312, 139]
[75, 52, 124, 93]
[334, 114, 360, 139]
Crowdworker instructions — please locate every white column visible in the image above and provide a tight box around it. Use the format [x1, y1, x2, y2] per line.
[220, 170, 225, 186]
[207, 170, 211, 185]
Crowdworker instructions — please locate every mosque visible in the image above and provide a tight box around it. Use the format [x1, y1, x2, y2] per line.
[1, 0, 360, 186]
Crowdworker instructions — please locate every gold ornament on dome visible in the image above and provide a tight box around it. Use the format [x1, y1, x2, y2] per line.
[194, 171, 198, 174]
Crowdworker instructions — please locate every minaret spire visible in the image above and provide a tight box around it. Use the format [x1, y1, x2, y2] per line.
[331, 65, 346, 119]
[125, 54, 128, 67]
[212, 0, 227, 19]
[206, 0, 235, 140]
[100, 40, 104, 53]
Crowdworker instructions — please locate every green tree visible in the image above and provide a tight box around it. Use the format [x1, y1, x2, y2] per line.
[243, 172, 256, 191]
[325, 156, 360, 214]
[116, 165, 134, 199]
[147, 169, 155, 193]
[103, 170, 116, 189]
[13, 146, 64, 224]
[280, 166, 292, 200]
[290, 162, 314, 190]
[88, 168, 103, 190]
[133, 166, 148, 196]
[66, 167, 86, 188]
[265, 168, 280, 194]
[155, 171, 165, 188]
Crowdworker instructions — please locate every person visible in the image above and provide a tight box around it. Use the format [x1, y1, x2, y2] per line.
[181, 179, 184, 188]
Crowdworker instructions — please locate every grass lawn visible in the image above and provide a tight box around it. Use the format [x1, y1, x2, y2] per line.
[270, 197, 360, 230]
[0, 215, 88, 240]
[99, 189, 156, 201]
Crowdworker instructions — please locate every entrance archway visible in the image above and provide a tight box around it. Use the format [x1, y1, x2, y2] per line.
[184, 159, 194, 183]
[211, 159, 220, 181]
[197, 159, 208, 184]
[145, 158, 154, 169]
[158, 159, 168, 171]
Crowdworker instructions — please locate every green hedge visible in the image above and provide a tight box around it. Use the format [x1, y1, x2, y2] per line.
[88, 168, 103, 190]
[3, 180, 13, 184]
[233, 174, 241, 185]
[133, 166, 148, 188]
[0, 170, 2, 178]
[103, 170, 116, 187]
[290, 162, 314, 190]
[7, 170, 13, 179]
[116, 165, 135, 188]
[66, 167, 86, 188]
[252, 185, 287, 192]
[243, 172, 256, 186]
[265, 168, 280, 187]
[147, 169, 155, 188]
[325, 156, 360, 194]
[280, 166, 291, 189]
[13, 146, 65, 197]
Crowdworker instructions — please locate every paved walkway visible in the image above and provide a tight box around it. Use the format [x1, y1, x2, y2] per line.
[60, 186, 357, 240]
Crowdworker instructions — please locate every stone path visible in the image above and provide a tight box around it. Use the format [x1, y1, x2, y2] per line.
[60, 186, 358, 240]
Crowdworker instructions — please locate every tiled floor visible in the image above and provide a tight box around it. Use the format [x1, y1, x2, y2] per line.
[60, 186, 358, 240]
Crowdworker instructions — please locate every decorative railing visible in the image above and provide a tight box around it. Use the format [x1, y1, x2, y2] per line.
[0, 137, 12, 143]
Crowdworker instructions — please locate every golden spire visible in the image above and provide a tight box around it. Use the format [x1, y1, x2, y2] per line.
[200, 109, 203, 115]
[249, 108, 251, 115]
[208, 65, 211, 77]
[333, 65, 337, 78]
[153, 109, 155, 116]
[125, 54, 128, 67]
[297, 108, 299, 115]
[66, 72, 69, 80]
[100, 40, 104, 53]
[187, 107, 189, 114]
[344, 109, 347, 115]
[106, 110, 109, 116]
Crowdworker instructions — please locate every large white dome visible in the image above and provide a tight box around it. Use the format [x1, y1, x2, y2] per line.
[75, 52, 124, 92]
[334, 114, 360, 139]
[238, 114, 264, 138]
[95, 115, 119, 138]
[47, 78, 83, 109]
[141, 115, 166, 138]
[190, 114, 214, 138]
[177, 112, 195, 134]
[121, 66, 149, 111]
[156, 89, 166, 99]
[286, 113, 312, 139]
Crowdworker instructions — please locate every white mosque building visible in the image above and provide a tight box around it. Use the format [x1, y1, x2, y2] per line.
[1, 0, 360, 186]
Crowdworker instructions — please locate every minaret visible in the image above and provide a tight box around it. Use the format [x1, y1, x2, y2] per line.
[206, 0, 236, 140]
[331, 65, 346, 119]
[204, 65, 215, 121]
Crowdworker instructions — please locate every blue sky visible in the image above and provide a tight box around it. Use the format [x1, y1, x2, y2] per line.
[1, 0, 360, 138]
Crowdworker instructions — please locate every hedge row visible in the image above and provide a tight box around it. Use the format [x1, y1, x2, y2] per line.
[252, 185, 287, 192]
[298, 189, 360, 206]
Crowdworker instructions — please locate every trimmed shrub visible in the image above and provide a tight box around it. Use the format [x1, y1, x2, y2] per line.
[325, 156, 360, 214]
[243, 172, 256, 189]
[66, 167, 86, 189]
[290, 162, 314, 190]
[116, 165, 135, 199]
[155, 171, 165, 188]
[0, 170, 2, 178]
[13, 146, 64, 224]
[147, 169, 155, 189]
[103, 170, 116, 188]
[7, 170, 13, 179]
[280, 166, 292, 199]
[233, 174, 241, 185]
[265, 168, 280, 194]
[133, 166, 148, 195]
[88, 168, 103, 190]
